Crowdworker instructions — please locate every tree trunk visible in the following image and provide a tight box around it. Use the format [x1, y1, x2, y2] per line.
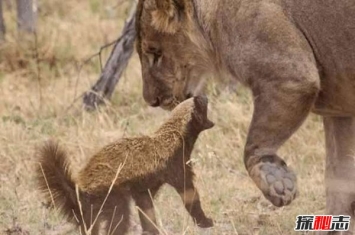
[0, 0, 5, 41]
[16, 0, 36, 33]
[83, 2, 137, 111]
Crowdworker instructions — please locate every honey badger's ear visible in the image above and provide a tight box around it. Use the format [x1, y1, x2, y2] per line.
[152, 0, 188, 33]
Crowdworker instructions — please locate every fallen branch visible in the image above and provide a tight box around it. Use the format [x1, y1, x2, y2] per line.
[83, 2, 137, 111]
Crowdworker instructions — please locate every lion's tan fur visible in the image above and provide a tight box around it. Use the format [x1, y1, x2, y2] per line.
[136, 0, 355, 233]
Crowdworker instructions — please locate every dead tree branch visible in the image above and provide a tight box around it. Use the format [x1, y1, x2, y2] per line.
[83, 2, 137, 111]
[16, 0, 36, 33]
[0, 0, 5, 41]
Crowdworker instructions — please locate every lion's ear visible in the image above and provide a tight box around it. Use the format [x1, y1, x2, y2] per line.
[152, 0, 185, 33]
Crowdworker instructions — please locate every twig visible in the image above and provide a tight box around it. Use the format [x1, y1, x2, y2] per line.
[136, 207, 166, 235]
[109, 214, 124, 235]
[33, 31, 42, 109]
[75, 185, 88, 233]
[107, 206, 117, 235]
[82, 1, 137, 110]
[73, 38, 121, 101]
[39, 163, 56, 210]
[75, 155, 127, 235]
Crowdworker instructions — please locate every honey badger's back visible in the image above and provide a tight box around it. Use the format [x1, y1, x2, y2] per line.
[77, 136, 166, 193]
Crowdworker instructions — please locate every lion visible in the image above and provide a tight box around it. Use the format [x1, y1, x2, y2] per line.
[36, 96, 214, 235]
[135, 0, 355, 234]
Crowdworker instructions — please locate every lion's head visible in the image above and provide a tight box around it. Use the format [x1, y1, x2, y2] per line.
[136, 0, 214, 110]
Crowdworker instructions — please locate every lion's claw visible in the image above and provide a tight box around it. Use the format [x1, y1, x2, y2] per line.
[250, 159, 297, 207]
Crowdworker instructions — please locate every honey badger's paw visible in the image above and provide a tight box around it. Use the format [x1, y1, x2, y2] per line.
[196, 217, 214, 228]
[249, 155, 298, 207]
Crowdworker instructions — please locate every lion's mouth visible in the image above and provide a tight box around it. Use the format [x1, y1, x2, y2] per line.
[160, 98, 178, 111]
[160, 93, 193, 110]
[186, 93, 193, 99]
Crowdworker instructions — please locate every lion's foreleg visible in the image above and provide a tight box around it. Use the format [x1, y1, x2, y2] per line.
[244, 62, 319, 207]
[321, 117, 355, 234]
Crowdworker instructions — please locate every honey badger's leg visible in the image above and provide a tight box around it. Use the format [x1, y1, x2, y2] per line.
[132, 187, 160, 235]
[318, 117, 355, 235]
[244, 56, 319, 207]
[175, 181, 213, 228]
[101, 191, 131, 235]
[170, 169, 213, 228]
[78, 212, 101, 235]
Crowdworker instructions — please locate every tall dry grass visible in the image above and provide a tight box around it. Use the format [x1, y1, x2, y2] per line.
[0, 0, 326, 234]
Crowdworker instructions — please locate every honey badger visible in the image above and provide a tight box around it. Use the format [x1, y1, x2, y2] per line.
[36, 96, 214, 235]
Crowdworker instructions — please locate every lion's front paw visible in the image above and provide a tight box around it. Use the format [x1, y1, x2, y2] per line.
[249, 155, 297, 207]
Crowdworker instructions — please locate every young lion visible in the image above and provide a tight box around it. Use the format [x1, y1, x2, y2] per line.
[37, 96, 214, 235]
[136, 3, 355, 233]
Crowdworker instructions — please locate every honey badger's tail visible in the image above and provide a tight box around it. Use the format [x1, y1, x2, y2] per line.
[36, 141, 131, 235]
[36, 140, 80, 221]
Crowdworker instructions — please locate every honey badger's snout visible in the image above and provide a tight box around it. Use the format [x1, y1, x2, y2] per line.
[192, 95, 214, 130]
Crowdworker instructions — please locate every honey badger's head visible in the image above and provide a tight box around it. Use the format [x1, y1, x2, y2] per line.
[171, 96, 214, 132]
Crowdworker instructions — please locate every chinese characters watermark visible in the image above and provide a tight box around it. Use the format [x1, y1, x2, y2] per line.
[295, 215, 351, 232]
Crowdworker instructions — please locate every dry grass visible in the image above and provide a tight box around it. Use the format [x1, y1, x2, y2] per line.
[0, 0, 326, 234]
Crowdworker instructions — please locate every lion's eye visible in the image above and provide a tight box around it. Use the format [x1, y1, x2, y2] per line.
[152, 53, 161, 64]
[146, 46, 162, 67]
[147, 46, 161, 55]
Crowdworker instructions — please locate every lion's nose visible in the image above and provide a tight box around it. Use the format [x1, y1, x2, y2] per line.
[144, 94, 161, 107]
[142, 82, 161, 107]
[150, 97, 160, 107]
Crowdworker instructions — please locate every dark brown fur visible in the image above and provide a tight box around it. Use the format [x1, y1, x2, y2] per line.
[36, 96, 214, 235]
